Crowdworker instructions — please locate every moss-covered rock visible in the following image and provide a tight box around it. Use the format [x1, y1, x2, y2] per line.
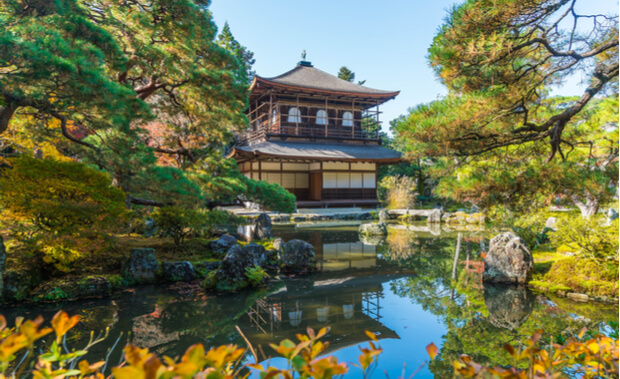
[280, 239, 317, 274]
[31, 276, 112, 302]
[123, 248, 159, 284]
[3, 268, 41, 302]
[162, 261, 196, 282]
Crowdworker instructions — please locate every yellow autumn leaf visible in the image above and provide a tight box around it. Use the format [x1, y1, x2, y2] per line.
[426, 342, 439, 361]
[112, 366, 144, 379]
[51, 311, 79, 342]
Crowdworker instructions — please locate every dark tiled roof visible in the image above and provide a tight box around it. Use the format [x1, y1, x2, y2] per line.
[255, 64, 399, 96]
[234, 140, 402, 162]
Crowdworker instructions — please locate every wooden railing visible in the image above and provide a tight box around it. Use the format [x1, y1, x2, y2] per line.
[238, 123, 381, 145]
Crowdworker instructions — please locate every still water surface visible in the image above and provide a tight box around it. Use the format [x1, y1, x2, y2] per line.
[2, 223, 617, 377]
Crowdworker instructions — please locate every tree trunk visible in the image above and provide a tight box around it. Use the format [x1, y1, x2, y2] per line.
[0, 102, 17, 135]
[571, 193, 600, 219]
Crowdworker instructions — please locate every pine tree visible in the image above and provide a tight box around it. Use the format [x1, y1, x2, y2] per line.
[216, 21, 256, 83]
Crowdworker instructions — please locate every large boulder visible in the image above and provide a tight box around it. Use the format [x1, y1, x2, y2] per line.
[210, 234, 238, 256]
[244, 243, 267, 267]
[427, 209, 442, 224]
[272, 237, 283, 252]
[253, 213, 273, 240]
[378, 209, 389, 221]
[358, 222, 388, 236]
[483, 232, 533, 284]
[162, 262, 196, 282]
[484, 284, 535, 330]
[219, 245, 255, 282]
[280, 240, 317, 274]
[124, 248, 159, 284]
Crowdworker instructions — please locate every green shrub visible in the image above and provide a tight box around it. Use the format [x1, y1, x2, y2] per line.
[378, 175, 417, 209]
[151, 206, 207, 246]
[245, 265, 269, 287]
[549, 216, 619, 261]
[245, 179, 296, 213]
[0, 156, 127, 272]
[202, 209, 242, 236]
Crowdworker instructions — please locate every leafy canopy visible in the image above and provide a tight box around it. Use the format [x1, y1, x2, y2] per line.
[399, 0, 618, 160]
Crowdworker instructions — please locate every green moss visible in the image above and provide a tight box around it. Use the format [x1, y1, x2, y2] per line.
[537, 257, 619, 298]
[106, 274, 127, 289]
[528, 280, 571, 294]
[203, 271, 218, 289]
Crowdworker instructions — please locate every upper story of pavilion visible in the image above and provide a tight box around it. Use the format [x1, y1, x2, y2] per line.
[239, 60, 400, 146]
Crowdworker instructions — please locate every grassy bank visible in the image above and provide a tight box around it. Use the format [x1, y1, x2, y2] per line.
[530, 249, 619, 300]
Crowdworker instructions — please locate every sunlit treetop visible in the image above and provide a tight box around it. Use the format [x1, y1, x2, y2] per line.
[400, 0, 618, 162]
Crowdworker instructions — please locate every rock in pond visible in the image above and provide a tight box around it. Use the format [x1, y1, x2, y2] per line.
[124, 248, 159, 284]
[162, 261, 196, 282]
[244, 243, 267, 267]
[210, 234, 238, 256]
[253, 213, 273, 240]
[427, 209, 442, 224]
[219, 245, 255, 282]
[483, 232, 533, 284]
[280, 239, 317, 274]
[358, 222, 388, 236]
[272, 237, 283, 252]
[378, 209, 390, 221]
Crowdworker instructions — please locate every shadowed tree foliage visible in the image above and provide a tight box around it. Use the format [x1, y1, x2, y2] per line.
[0, 0, 295, 213]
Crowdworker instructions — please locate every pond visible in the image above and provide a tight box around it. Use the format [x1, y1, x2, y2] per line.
[1, 223, 618, 378]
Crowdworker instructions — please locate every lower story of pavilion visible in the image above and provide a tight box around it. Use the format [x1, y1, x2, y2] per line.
[230, 140, 402, 207]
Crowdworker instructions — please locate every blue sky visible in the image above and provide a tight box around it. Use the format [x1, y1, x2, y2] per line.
[210, 0, 618, 132]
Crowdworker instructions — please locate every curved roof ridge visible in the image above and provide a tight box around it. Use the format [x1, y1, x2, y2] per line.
[255, 64, 398, 96]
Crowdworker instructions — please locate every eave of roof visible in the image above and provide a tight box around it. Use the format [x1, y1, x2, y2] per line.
[230, 140, 402, 163]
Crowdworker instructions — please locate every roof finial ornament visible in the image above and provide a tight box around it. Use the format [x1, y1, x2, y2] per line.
[298, 50, 312, 67]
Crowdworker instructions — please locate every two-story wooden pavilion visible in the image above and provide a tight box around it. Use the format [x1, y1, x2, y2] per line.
[229, 59, 401, 207]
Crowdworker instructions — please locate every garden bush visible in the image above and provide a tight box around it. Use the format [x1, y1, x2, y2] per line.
[378, 175, 417, 209]
[0, 156, 127, 273]
[151, 206, 207, 246]
[549, 216, 619, 261]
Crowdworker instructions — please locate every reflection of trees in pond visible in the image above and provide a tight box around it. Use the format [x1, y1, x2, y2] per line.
[385, 229, 419, 261]
[384, 231, 614, 377]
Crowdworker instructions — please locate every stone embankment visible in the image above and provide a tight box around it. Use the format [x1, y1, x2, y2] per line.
[1, 213, 319, 303]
